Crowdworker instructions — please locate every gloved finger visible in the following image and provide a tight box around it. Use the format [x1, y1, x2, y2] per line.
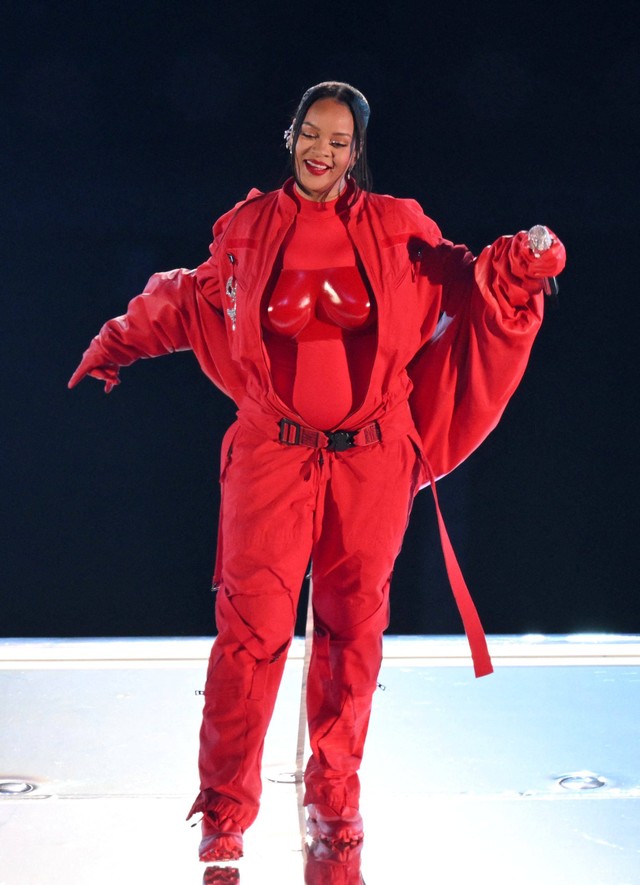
[87, 366, 120, 393]
[525, 246, 566, 278]
[68, 351, 102, 389]
[68, 360, 119, 392]
[68, 365, 87, 388]
[510, 230, 566, 280]
[526, 228, 566, 274]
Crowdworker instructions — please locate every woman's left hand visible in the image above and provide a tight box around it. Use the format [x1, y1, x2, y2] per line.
[508, 228, 566, 290]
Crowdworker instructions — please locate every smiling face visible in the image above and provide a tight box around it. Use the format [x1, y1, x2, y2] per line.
[294, 98, 355, 201]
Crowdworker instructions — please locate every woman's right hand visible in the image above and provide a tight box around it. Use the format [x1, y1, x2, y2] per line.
[68, 347, 121, 393]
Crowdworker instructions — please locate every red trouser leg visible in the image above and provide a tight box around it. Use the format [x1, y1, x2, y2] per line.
[191, 426, 319, 829]
[191, 426, 421, 828]
[303, 435, 422, 812]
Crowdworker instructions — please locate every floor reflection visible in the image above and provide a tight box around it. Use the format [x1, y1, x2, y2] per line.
[304, 839, 364, 884]
[200, 841, 363, 884]
[203, 865, 240, 884]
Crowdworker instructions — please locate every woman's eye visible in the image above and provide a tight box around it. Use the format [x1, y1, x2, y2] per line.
[299, 132, 348, 148]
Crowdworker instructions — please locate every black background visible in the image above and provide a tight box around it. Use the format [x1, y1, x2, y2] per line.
[3, 1, 638, 639]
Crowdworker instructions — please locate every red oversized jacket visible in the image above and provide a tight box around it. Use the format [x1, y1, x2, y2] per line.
[84, 179, 543, 478]
[76, 181, 546, 675]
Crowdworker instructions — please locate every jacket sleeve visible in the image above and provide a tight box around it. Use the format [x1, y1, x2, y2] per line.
[68, 202, 248, 400]
[408, 233, 549, 480]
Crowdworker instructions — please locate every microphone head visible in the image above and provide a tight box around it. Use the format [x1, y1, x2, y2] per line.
[527, 225, 553, 255]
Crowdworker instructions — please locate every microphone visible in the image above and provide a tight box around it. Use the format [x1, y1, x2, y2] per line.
[527, 225, 559, 297]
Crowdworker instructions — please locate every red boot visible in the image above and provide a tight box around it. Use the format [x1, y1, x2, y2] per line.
[198, 812, 244, 862]
[306, 804, 364, 847]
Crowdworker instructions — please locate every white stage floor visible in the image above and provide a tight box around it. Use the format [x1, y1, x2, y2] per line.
[1, 635, 639, 884]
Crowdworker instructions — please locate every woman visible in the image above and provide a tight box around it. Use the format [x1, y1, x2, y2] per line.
[68, 81, 566, 862]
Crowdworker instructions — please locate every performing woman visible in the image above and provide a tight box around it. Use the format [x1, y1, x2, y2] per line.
[68, 81, 566, 863]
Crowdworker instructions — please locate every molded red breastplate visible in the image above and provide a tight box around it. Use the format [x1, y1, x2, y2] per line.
[263, 267, 373, 338]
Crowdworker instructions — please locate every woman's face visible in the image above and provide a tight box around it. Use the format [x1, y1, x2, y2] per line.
[294, 98, 355, 201]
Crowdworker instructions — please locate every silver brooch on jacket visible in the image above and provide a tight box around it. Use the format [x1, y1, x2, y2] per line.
[226, 253, 237, 331]
[225, 277, 237, 330]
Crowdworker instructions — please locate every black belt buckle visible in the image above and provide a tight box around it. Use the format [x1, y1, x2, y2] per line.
[326, 430, 355, 452]
[279, 418, 301, 445]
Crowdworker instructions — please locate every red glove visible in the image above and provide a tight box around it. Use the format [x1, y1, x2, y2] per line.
[508, 228, 566, 292]
[68, 344, 121, 394]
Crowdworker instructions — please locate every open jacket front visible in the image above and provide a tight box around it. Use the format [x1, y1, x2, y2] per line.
[88, 179, 544, 480]
[80, 180, 545, 676]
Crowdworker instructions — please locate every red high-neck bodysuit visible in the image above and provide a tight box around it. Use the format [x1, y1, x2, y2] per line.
[261, 189, 376, 430]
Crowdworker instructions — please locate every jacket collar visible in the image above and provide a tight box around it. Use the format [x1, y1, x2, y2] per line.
[277, 176, 366, 216]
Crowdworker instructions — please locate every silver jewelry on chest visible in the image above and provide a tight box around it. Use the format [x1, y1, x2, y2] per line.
[225, 276, 237, 331]
[225, 252, 238, 331]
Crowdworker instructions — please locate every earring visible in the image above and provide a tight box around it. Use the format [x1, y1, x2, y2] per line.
[283, 126, 293, 153]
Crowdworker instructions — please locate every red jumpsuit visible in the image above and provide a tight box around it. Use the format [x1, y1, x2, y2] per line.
[69, 178, 564, 831]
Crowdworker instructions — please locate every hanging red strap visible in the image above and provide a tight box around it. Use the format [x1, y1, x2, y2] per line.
[423, 457, 494, 678]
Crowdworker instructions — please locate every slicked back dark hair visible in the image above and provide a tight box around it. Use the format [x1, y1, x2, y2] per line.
[287, 81, 372, 202]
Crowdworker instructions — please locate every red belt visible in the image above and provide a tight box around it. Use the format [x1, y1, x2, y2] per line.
[278, 417, 381, 451]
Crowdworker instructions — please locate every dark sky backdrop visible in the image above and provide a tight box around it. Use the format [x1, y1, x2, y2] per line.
[3, 1, 638, 639]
